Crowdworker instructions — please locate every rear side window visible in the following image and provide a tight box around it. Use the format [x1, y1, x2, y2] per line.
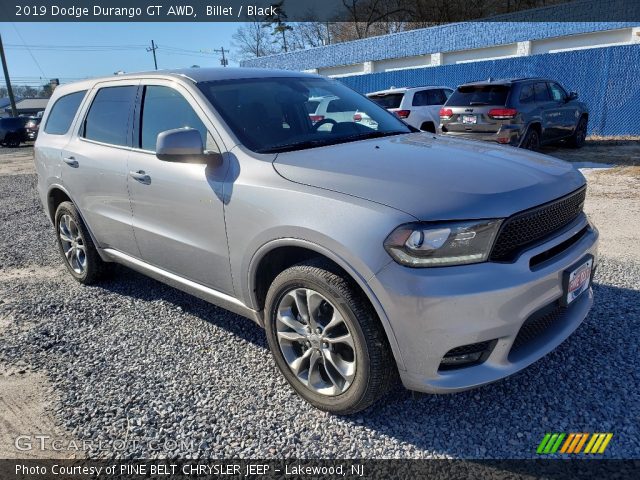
[368, 93, 404, 109]
[82, 86, 137, 146]
[534, 83, 551, 102]
[412, 89, 450, 106]
[447, 85, 510, 106]
[519, 84, 535, 104]
[139, 85, 210, 152]
[44, 91, 86, 135]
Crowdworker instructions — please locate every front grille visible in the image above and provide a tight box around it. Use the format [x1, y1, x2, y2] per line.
[509, 304, 567, 360]
[490, 187, 586, 262]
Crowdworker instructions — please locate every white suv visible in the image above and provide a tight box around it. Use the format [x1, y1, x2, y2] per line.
[367, 86, 453, 132]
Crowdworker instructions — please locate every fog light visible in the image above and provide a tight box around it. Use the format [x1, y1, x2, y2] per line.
[440, 351, 483, 366]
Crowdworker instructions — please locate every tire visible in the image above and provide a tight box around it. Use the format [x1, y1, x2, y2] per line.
[420, 122, 436, 133]
[5, 135, 20, 148]
[567, 116, 587, 148]
[54, 201, 106, 285]
[264, 259, 395, 414]
[521, 127, 540, 151]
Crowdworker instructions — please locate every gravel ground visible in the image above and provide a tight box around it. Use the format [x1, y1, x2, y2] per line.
[0, 148, 639, 459]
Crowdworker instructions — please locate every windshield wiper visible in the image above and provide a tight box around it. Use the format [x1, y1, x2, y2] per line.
[257, 130, 407, 154]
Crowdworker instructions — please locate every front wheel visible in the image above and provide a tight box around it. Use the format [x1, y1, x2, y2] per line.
[567, 116, 587, 148]
[264, 259, 395, 414]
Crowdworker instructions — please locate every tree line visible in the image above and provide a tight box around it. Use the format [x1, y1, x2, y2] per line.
[232, 0, 566, 60]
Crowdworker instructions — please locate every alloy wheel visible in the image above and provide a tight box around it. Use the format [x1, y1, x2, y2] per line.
[275, 288, 356, 396]
[58, 214, 87, 274]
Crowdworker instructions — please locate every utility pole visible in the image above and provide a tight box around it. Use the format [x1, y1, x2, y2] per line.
[147, 40, 158, 70]
[0, 34, 17, 117]
[213, 47, 229, 67]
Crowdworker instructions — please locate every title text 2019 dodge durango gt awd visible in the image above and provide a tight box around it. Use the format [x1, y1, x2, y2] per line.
[35, 69, 598, 414]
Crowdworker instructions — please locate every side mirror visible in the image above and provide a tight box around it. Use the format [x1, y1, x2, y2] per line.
[567, 91, 578, 102]
[156, 128, 221, 165]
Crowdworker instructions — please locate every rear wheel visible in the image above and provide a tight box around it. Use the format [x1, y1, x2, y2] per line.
[54, 201, 106, 285]
[567, 116, 587, 148]
[521, 127, 540, 151]
[420, 122, 436, 133]
[264, 259, 395, 414]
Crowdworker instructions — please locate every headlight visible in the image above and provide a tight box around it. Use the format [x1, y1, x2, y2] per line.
[384, 219, 503, 267]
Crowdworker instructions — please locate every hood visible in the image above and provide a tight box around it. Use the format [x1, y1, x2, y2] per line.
[273, 133, 585, 221]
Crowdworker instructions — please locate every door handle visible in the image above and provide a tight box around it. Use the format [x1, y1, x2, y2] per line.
[62, 156, 79, 168]
[129, 170, 151, 184]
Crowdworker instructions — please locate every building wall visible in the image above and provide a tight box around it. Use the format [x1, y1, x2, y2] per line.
[338, 45, 640, 137]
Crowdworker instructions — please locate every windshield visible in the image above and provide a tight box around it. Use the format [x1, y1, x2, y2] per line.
[447, 85, 511, 106]
[197, 76, 411, 153]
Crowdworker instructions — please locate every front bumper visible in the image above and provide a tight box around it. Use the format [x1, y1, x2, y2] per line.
[368, 214, 598, 393]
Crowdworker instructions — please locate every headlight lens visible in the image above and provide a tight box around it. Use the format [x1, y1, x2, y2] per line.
[384, 219, 503, 267]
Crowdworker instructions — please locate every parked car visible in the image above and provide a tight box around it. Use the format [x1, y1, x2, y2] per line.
[439, 78, 589, 150]
[35, 69, 598, 414]
[24, 116, 42, 140]
[306, 95, 378, 130]
[0, 116, 28, 147]
[367, 86, 453, 133]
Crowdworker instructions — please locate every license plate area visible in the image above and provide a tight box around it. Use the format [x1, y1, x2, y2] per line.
[561, 255, 594, 306]
[462, 115, 477, 125]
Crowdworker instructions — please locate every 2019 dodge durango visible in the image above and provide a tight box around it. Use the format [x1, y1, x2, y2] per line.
[35, 69, 598, 414]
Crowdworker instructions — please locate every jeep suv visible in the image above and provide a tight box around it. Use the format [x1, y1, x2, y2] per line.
[35, 69, 598, 414]
[439, 78, 589, 150]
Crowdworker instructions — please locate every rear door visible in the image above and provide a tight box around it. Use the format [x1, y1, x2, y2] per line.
[126, 81, 234, 294]
[60, 81, 140, 256]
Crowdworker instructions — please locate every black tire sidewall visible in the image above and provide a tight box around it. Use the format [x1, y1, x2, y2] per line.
[523, 129, 540, 151]
[54, 202, 99, 284]
[265, 270, 374, 413]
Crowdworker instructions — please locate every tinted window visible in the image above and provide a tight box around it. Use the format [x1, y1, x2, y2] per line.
[44, 91, 86, 135]
[447, 85, 510, 106]
[83, 86, 137, 146]
[326, 98, 352, 113]
[412, 89, 449, 106]
[305, 100, 320, 114]
[368, 93, 404, 109]
[519, 84, 535, 104]
[140, 86, 210, 152]
[548, 83, 566, 102]
[534, 83, 551, 102]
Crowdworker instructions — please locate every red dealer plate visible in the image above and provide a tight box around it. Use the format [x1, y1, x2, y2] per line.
[563, 256, 593, 306]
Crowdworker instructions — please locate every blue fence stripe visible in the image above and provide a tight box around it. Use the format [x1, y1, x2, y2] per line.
[338, 45, 640, 137]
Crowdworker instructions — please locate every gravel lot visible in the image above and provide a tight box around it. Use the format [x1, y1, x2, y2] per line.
[0, 143, 638, 459]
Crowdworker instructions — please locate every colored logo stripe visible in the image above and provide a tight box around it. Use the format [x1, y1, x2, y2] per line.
[537, 433, 612, 454]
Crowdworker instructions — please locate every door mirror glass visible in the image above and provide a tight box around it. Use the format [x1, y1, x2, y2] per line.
[156, 128, 220, 165]
[567, 91, 579, 101]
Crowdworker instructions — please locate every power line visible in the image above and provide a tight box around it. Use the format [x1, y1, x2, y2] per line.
[10, 23, 46, 78]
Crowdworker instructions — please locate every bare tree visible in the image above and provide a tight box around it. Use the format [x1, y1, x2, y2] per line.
[232, 21, 277, 60]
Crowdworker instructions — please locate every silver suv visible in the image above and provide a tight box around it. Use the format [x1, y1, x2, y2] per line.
[35, 69, 598, 414]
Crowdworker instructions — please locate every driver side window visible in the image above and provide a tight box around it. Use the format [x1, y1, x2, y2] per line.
[548, 83, 566, 102]
[139, 85, 218, 152]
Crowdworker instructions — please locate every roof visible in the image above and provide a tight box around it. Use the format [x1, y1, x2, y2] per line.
[12, 98, 49, 110]
[367, 86, 452, 95]
[459, 77, 548, 86]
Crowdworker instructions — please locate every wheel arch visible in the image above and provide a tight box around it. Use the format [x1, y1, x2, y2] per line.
[248, 238, 406, 371]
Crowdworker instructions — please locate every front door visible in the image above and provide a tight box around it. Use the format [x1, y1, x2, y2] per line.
[126, 82, 233, 295]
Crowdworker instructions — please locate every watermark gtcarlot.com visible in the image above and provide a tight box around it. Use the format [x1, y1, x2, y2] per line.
[14, 435, 194, 453]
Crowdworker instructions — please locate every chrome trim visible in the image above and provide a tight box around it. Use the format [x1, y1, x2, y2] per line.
[102, 248, 261, 325]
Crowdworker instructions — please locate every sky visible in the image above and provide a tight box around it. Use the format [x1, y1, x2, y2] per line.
[0, 22, 242, 88]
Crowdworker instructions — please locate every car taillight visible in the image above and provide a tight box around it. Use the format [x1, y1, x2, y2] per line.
[394, 110, 410, 119]
[488, 108, 518, 120]
[353, 113, 362, 122]
[439, 108, 453, 119]
[309, 115, 324, 123]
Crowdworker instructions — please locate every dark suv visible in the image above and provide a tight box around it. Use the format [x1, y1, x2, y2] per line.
[0, 117, 28, 147]
[439, 78, 589, 150]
